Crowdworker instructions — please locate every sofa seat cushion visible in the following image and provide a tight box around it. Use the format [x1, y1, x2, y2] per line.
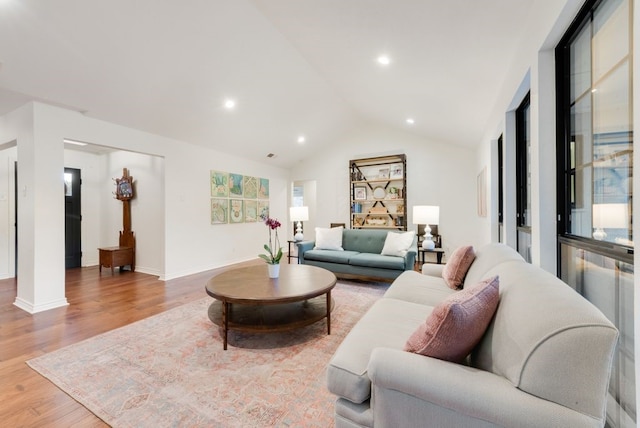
[327, 298, 433, 404]
[349, 253, 406, 270]
[384, 271, 456, 306]
[302, 249, 360, 264]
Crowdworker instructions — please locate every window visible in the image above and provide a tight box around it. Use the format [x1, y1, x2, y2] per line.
[556, 0, 634, 426]
[558, 0, 633, 247]
[516, 93, 531, 262]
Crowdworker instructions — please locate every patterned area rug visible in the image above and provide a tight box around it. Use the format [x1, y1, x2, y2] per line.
[27, 281, 386, 427]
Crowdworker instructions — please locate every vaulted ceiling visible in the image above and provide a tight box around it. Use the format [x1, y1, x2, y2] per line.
[0, 0, 543, 167]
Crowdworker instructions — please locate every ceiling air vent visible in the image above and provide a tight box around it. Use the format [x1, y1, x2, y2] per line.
[267, 153, 276, 158]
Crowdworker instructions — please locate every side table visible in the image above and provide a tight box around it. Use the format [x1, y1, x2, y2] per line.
[98, 246, 135, 274]
[287, 240, 299, 264]
[418, 248, 445, 266]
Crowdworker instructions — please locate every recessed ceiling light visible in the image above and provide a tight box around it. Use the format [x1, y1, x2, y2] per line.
[297, 136, 306, 144]
[377, 55, 391, 66]
[406, 118, 415, 125]
[224, 98, 236, 110]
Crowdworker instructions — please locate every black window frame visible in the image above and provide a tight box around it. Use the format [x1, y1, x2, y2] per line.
[555, 0, 634, 263]
[516, 93, 531, 230]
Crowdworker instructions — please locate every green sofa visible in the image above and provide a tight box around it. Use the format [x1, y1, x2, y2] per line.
[297, 229, 417, 280]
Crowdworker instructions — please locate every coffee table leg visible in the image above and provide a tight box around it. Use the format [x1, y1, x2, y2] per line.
[326, 291, 331, 335]
[222, 301, 229, 350]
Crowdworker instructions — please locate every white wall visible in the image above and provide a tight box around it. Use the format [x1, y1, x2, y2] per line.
[0, 102, 291, 307]
[102, 151, 165, 276]
[477, 0, 640, 418]
[0, 144, 17, 279]
[291, 121, 481, 256]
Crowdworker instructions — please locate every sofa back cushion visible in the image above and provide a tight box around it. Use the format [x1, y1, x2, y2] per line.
[381, 231, 415, 257]
[342, 229, 390, 254]
[314, 226, 344, 250]
[463, 243, 524, 286]
[471, 256, 619, 419]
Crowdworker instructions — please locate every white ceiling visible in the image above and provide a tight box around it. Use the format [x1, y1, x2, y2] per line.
[0, 0, 541, 167]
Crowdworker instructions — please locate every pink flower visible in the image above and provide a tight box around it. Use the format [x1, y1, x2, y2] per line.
[259, 215, 283, 264]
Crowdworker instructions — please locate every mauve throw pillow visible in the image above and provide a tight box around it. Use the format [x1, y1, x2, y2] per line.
[403, 275, 500, 363]
[442, 245, 475, 289]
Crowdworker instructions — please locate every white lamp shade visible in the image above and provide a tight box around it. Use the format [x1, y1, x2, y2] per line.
[593, 203, 628, 229]
[413, 205, 440, 225]
[290, 206, 309, 222]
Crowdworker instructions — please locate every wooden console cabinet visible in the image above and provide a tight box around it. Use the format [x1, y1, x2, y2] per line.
[99, 246, 135, 274]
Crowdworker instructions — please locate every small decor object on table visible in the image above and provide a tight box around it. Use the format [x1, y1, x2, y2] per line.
[258, 215, 283, 278]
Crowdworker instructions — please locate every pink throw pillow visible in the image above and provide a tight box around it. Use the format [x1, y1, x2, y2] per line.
[404, 276, 500, 363]
[442, 245, 475, 289]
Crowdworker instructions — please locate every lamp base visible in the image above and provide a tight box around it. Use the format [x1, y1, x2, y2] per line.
[593, 228, 607, 240]
[422, 238, 435, 250]
[294, 232, 304, 242]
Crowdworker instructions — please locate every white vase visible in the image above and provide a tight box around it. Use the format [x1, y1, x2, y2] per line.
[267, 263, 280, 278]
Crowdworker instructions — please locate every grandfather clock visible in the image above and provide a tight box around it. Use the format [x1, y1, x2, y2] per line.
[98, 168, 136, 274]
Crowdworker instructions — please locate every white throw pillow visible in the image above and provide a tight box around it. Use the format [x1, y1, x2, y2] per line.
[381, 231, 415, 257]
[314, 226, 344, 251]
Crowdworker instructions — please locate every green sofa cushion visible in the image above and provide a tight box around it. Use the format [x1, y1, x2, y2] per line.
[342, 229, 389, 254]
[303, 249, 360, 264]
[349, 253, 406, 270]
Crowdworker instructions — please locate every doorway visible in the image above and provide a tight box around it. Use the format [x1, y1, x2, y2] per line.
[64, 167, 82, 268]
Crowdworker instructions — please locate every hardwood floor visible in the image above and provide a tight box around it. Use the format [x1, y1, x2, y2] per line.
[0, 262, 258, 427]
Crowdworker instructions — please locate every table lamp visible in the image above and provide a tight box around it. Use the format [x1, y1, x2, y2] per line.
[413, 205, 440, 250]
[290, 206, 309, 241]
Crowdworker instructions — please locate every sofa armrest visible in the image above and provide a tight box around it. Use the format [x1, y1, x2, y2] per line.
[368, 348, 600, 427]
[421, 263, 444, 277]
[404, 249, 417, 271]
[296, 241, 315, 263]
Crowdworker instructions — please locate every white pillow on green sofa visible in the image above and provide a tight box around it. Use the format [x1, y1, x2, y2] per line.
[314, 226, 344, 251]
[381, 231, 415, 257]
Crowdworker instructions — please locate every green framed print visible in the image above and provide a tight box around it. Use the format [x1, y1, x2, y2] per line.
[243, 176, 258, 199]
[211, 198, 228, 224]
[229, 173, 244, 197]
[258, 178, 269, 199]
[258, 201, 269, 219]
[210, 171, 229, 197]
[229, 199, 244, 223]
[245, 200, 258, 222]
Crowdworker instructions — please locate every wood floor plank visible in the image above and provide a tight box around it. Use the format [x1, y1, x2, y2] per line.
[0, 260, 259, 427]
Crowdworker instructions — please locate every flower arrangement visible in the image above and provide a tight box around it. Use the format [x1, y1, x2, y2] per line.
[258, 215, 283, 265]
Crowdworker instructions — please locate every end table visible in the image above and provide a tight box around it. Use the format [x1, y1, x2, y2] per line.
[418, 248, 445, 266]
[287, 240, 300, 264]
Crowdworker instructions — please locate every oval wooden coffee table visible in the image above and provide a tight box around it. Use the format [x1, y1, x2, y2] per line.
[205, 263, 337, 350]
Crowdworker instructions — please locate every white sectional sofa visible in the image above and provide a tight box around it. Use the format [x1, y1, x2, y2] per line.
[327, 243, 619, 428]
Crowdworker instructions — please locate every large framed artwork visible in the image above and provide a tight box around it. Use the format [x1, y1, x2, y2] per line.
[477, 167, 487, 217]
[210, 170, 270, 225]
